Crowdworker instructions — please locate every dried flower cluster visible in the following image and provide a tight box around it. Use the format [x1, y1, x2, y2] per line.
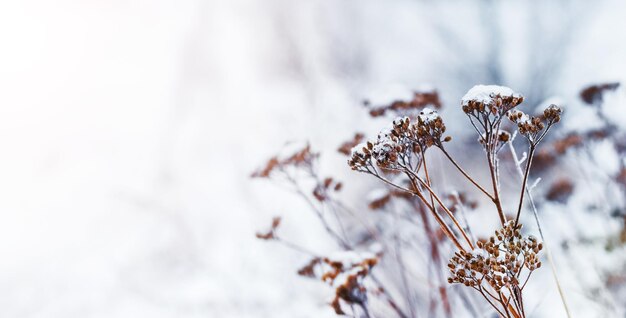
[580, 82, 620, 105]
[508, 104, 562, 145]
[313, 177, 343, 202]
[251, 144, 318, 178]
[297, 253, 379, 316]
[255, 217, 282, 240]
[448, 221, 542, 316]
[545, 178, 575, 204]
[367, 189, 410, 210]
[364, 90, 442, 117]
[348, 108, 450, 172]
[337, 133, 365, 156]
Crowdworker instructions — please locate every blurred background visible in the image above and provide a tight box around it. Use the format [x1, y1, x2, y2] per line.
[0, 0, 625, 317]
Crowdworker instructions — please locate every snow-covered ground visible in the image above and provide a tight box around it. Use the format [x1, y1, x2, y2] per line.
[0, 0, 625, 317]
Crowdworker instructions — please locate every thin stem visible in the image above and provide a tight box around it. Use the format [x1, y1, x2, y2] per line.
[275, 237, 318, 256]
[282, 170, 351, 249]
[367, 163, 468, 252]
[505, 297, 521, 318]
[421, 151, 437, 217]
[370, 274, 410, 318]
[487, 150, 506, 225]
[476, 287, 507, 318]
[520, 271, 533, 290]
[508, 141, 571, 318]
[451, 191, 476, 242]
[499, 293, 513, 318]
[402, 165, 474, 250]
[414, 201, 452, 317]
[440, 147, 495, 201]
[368, 164, 466, 251]
[506, 286, 521, 316]
[366, 166, 415, 194]
[358, 302, 372, 318]
[393, 231, 417, 318]
[407, 176, 467, 252]
[514, 145, 535, 227]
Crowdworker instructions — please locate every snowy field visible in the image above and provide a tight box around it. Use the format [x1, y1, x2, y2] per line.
[0, 1, 625, 317]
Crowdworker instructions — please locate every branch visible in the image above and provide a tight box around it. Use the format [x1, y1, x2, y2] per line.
[439, 147, 495, 201]
[508, 141, 572, 318]
[514, 145, 535, 227]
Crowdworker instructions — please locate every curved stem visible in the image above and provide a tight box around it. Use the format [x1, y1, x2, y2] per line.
[421, 151, 437, 216]
[508, 141, 571, 318]
[476, 287, 507, 318]
[358, 302, 372, 318]
[370, 274, 410, 318]
[415, 201, 452, 317]
[365, 165, 466, 252]
[402, 166, 474, 250]
[440, 147, 495, 201]
[514, 145, 535, 227]
[407, 176, 466, 252]
[487, 150, 507, 225]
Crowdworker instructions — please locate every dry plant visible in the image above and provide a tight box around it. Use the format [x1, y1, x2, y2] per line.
[511, 82, 626, 313]
[253, 86, 566, 317]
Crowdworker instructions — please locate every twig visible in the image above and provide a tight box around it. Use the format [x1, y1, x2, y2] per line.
[487, 149, 507, 225]
[440, 147, 495, 201]
[514, 145, 535, 227]
[508, 140, 572, 318]
[402, 165, 475, 250]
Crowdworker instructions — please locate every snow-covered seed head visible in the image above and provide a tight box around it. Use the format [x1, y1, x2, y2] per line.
[348, 109, 450, 172]
[415, 108, 449, 147]
[461, 85, 523, 116]
[543, 104, 563, 123]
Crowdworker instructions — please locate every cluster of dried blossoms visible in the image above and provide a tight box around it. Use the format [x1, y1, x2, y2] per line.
[254, 85, 565, 318]
[448, 221, 543, 317]
[306, 253, 380, 316]
[349, 108, 450, 173]
[251, 143, 318, 178]
[508, 104, 562, 145]
[256, 209, 380, 317]
[364, 89, 442, 117]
